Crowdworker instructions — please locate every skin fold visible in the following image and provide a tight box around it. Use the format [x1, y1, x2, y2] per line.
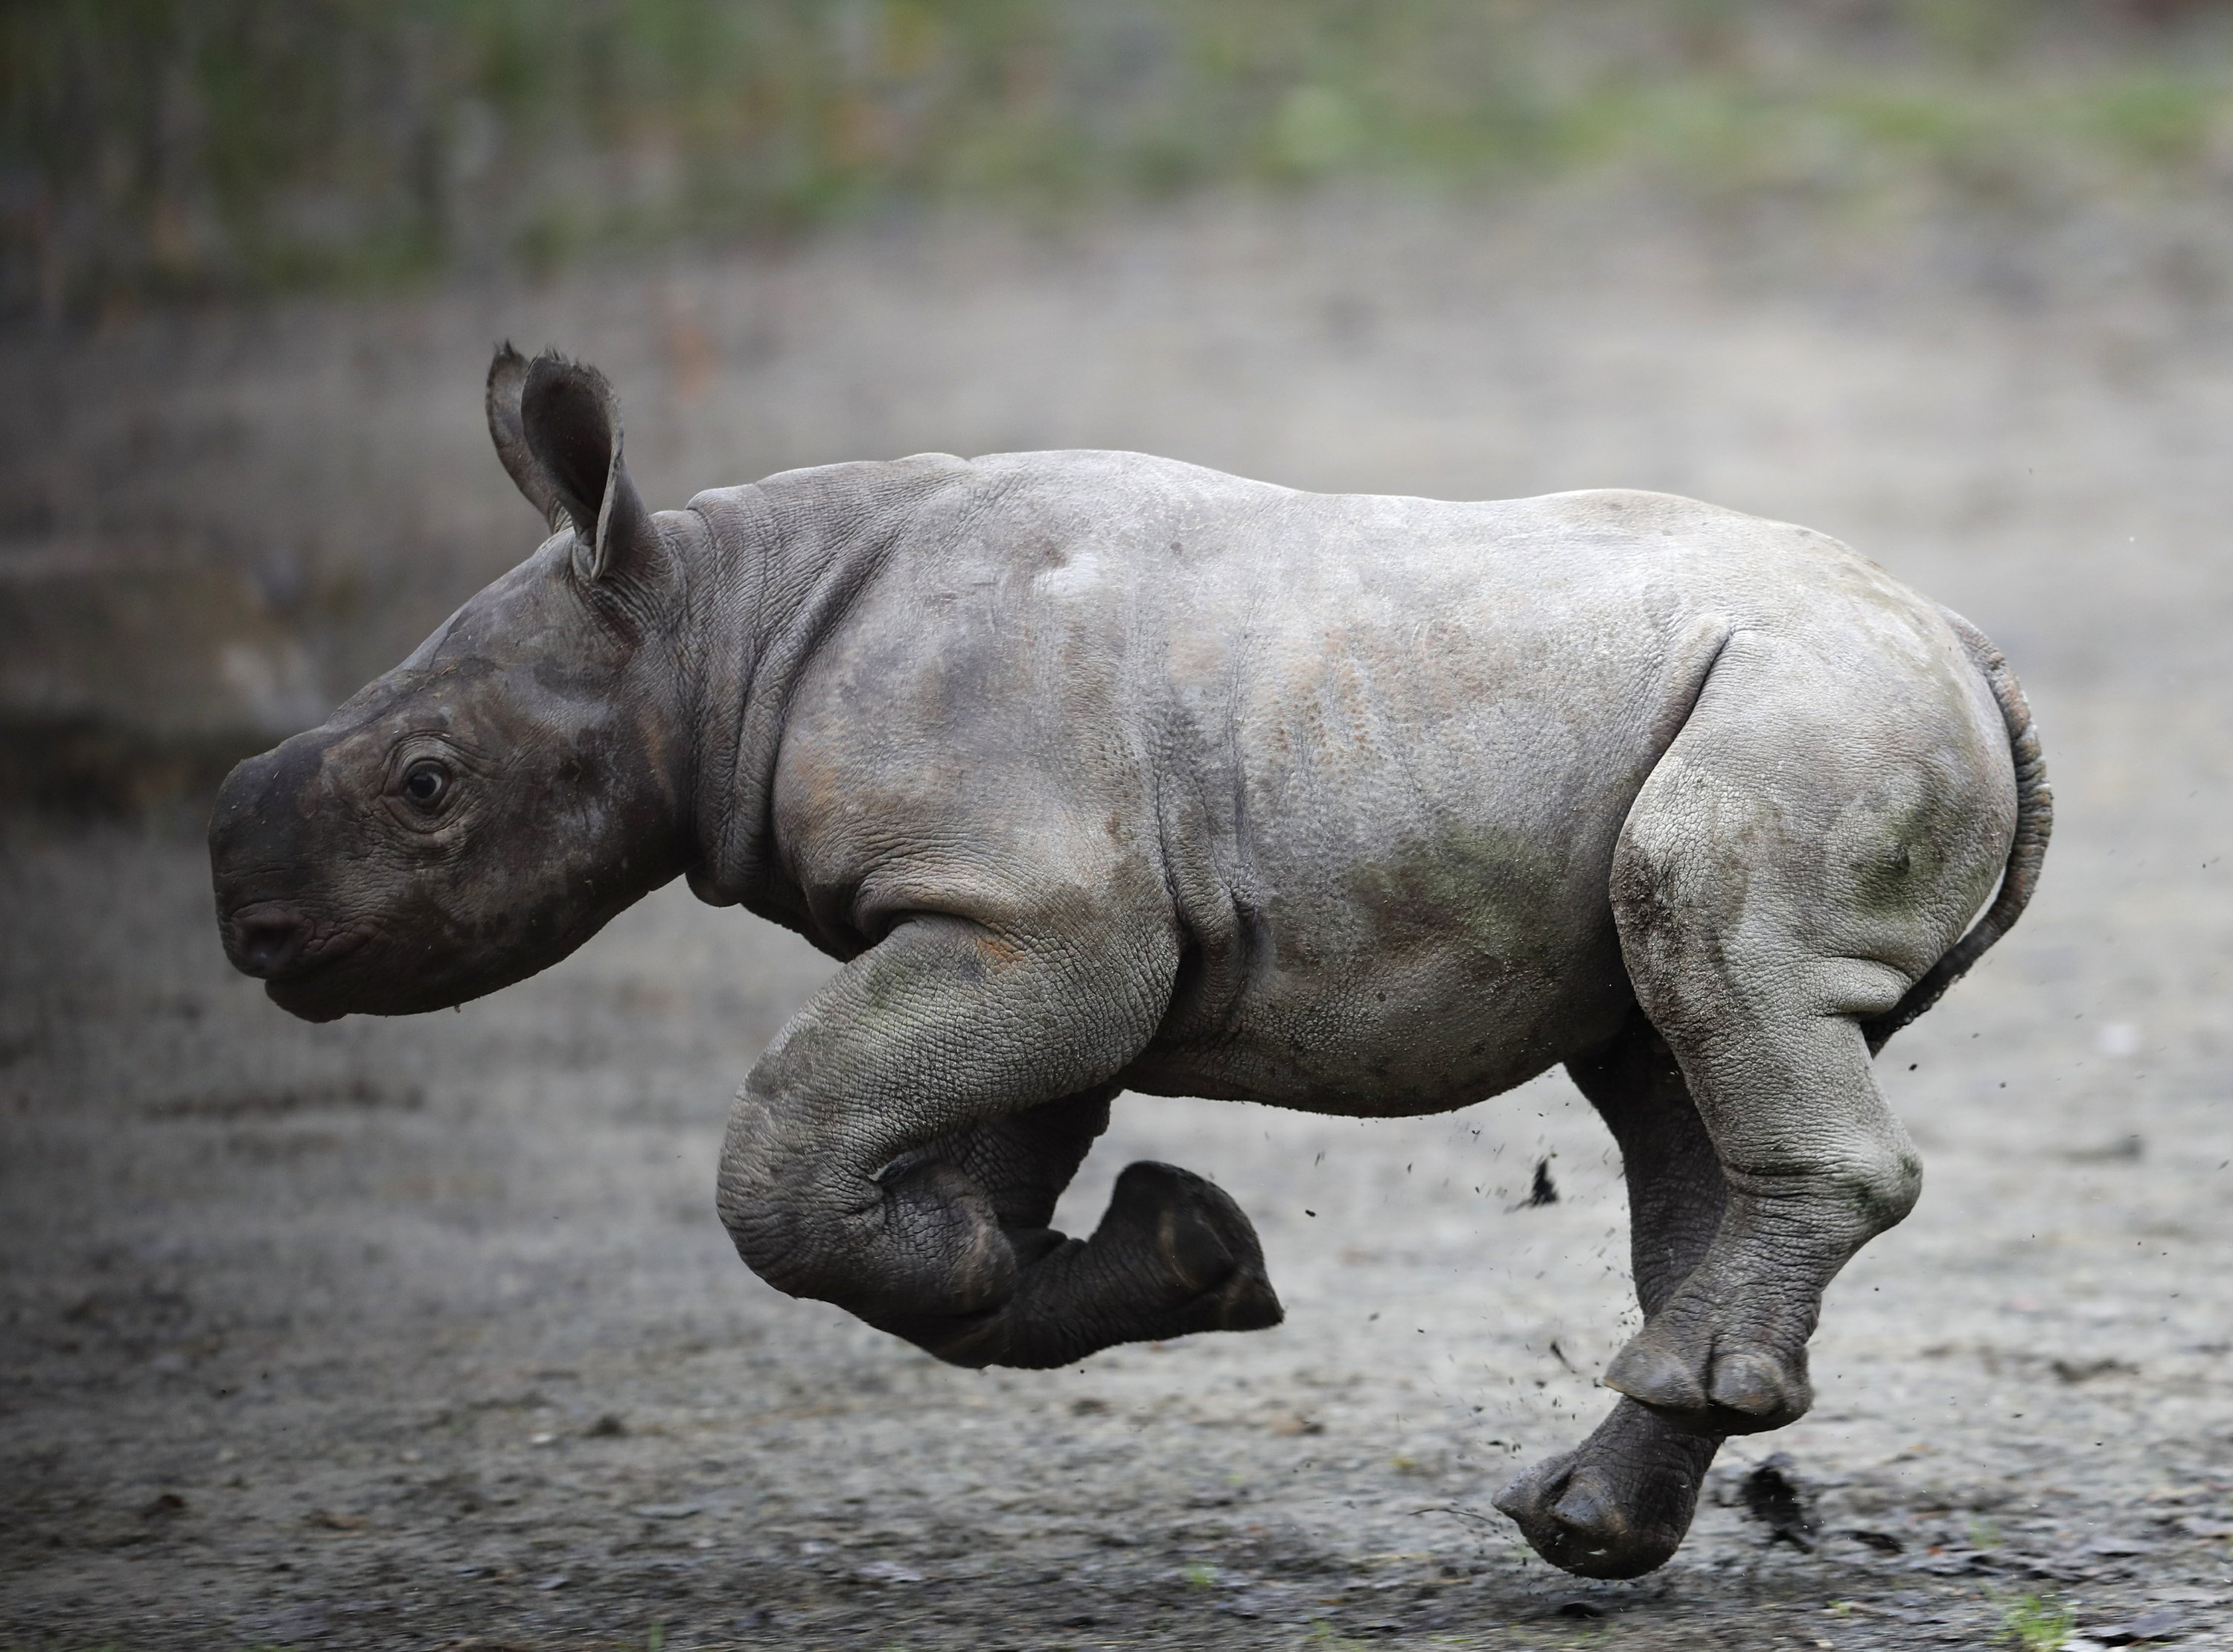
[208, 348, 2049, 1579]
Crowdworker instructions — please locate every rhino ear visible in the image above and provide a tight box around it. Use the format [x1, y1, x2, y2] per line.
[506, 348, 654, 582]
[485, 344, 566, 534]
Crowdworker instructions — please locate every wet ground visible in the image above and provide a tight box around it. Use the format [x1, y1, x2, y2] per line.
[4, 195, 2232, 1648]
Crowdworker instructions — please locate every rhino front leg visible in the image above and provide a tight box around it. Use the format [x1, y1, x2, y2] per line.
[716, 912, 1277, 1366]
[1495, 1010, 1724, 1578]
[886, 1093, 1282, 1368]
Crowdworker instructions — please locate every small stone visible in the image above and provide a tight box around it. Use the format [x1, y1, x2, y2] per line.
[2080, 1531, 2154, 1557]
[628, 1502, 703, 1520]
[857, 1559, 924, 1584]
[2089, 1608, 2185, 1645]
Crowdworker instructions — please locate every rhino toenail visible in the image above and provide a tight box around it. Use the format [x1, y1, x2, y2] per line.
[1603, 1342, 1708, 1412]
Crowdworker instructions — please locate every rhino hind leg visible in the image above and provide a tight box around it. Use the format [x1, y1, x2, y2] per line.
[1593, 1019, 1912, 1437]
[1497, 1011, 1726, 1577]
[1591, 638, 1978, 1438]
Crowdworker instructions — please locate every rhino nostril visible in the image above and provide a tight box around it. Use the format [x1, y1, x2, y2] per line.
[230, 906, 310, 978]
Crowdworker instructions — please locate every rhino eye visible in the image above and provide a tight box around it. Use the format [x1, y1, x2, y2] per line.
[401, 761, 451, 810]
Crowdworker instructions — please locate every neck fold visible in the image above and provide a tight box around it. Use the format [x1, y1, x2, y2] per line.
[676, 455, 971, 913]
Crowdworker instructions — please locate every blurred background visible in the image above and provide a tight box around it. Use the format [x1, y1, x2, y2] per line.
[15, 0, 2233, 316]
[8, 0, 2233, 812]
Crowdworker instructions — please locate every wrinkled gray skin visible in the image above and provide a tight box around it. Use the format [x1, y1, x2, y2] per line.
[211, 349, 2049, 1581]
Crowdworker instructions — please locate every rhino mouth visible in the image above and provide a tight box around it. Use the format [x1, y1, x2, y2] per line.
[259, 923, 572, 1023]
[261, 931, 490, 1024]
[217, 906, 376, 1022]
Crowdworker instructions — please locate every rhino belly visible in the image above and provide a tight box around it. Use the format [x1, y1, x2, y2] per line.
[1125, 838, 1635, 1118]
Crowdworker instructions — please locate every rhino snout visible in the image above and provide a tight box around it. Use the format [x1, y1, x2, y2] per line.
[225, 901, 312, 977]
[209, 743, 339, 987]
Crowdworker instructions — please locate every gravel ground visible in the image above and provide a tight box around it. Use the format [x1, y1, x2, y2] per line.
[4, 195, 2232, 1648]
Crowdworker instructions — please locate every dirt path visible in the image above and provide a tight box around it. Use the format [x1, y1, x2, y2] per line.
[4, 198, 2233, 1648]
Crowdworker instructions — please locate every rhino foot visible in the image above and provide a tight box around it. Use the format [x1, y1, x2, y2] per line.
[1600, 1269, 1814, 1435]
[1096, 1160, 1284, 1337]
[896, 1161, 1282, 1370]
[1493, 1400, 1721, 1579]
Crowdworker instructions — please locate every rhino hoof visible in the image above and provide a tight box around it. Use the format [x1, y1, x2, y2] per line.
[1600, 1339, 1707, 1417]
[1198, 1254, 1284, 1334]
[1493, 1454, 1684, 1580]
[1603, 1331, 1809, 1436]
[1103, 1161, 1284, 1335]
[1708, 1349, 1807, 1425]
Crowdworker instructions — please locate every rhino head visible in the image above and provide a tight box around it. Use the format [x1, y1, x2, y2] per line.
[208, 348, 698, 1022]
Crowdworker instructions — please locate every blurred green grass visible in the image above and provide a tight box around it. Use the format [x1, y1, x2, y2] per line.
[9, 0, 2233, 319]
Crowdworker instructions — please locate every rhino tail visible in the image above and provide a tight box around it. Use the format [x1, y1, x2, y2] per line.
[1860, 609, 2053, 1055]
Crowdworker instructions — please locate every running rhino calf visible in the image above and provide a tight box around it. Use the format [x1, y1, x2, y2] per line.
[211, 348, 2048, 1579]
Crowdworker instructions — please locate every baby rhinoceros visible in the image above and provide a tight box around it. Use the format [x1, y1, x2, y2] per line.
[210, 348, 2048, 1580]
